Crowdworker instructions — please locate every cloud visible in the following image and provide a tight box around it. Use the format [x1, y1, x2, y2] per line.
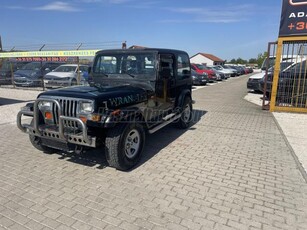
[164, 4, 255, 24]
[79, 0, 134, 4]
[34, 1, 80, 12]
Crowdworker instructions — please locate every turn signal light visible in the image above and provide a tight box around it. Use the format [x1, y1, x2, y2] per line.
[79, 116, 87, 123]
[45, 111, 53, 120]
[89, 114, 101, 122]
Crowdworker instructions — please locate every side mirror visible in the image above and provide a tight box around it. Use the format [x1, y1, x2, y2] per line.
[261, 66, 266, 71]
[88, 66, 92, 74]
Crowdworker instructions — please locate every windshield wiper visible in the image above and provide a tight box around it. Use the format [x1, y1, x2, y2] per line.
[125, 73, 136, 78]
[101, 73, 109, 77]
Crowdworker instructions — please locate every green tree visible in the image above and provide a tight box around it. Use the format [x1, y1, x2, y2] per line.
[236, 58, 247, 64]
[256, 52, 268, 68]
[248, 58, 257, 64]
[229, 58, 236, 64]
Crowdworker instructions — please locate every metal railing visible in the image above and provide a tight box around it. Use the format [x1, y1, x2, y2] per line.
[270, 37, 307, 113]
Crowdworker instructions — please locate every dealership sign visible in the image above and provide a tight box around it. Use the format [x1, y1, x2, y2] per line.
[0, 50, 99, 58]
[279, 0, 307, 36]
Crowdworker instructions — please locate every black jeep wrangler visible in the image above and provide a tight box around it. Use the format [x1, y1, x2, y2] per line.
[17, 48, 193, 170]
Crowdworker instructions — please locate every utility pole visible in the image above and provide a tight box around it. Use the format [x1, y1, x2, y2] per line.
[0, 36, 3, 51]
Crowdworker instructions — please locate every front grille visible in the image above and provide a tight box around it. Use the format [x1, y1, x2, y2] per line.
[52, 98, 79, 128]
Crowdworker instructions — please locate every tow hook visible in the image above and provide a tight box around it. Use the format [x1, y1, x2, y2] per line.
[74, 145, 84, 154]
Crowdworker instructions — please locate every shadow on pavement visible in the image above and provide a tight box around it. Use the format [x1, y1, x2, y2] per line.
[53, 109, 207, 170]
[0, 98, 31, 106]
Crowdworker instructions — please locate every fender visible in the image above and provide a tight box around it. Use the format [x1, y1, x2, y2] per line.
[176, 89, 192, 109]
[103, 107, 144, 128]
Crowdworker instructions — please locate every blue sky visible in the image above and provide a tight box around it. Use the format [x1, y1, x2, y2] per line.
[1, 0, 282, 61]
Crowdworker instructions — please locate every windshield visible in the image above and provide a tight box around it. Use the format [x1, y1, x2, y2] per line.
[21, 62, 41, 70]
[54, 65, 76, 72]
[195, 64, 207, 70]
[93, 52, 156, 80]
[213, 66, 222, 70]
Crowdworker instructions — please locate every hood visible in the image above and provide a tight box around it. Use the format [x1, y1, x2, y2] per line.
[45, 72, 75, 79]
[38, 83, 150, 109]
[249, 72, 265, 80]
[14, 69, 39, 78]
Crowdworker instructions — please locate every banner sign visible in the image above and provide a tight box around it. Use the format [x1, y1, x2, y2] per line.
[279, 0, 307, 36]
[0, 50, 99, 58]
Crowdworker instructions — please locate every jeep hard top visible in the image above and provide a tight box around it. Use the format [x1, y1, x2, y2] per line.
[17, 48, 193, 170]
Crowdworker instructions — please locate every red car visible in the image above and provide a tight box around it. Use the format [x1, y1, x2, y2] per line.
[191, 63, 217, 82]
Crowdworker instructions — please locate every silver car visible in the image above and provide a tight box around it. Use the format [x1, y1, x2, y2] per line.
[43, 64, 88, 88]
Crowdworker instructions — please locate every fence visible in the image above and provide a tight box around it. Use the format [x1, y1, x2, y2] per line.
[0, 41, 124, 91]
[262, 37, 307, 113]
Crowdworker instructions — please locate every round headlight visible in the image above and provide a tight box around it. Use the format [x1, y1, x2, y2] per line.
[80, 101, 93, 113]
[38, 101, 52, 110]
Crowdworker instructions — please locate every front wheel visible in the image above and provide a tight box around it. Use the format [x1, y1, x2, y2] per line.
[105, 123, 145, 171]
[177, 97, 193, 129]
[29, 135, 55, 153]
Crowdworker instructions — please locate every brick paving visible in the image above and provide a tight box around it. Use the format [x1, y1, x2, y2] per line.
[0, 76, 307, 229]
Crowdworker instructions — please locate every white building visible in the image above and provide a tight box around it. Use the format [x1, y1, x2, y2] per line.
[190, 53, 225, 66]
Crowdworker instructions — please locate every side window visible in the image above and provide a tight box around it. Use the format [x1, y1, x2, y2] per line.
[177, 54, 190, 80]
[80, 66, 87, 72]
[159, 54, 174, 78]
[43, 63, 52, 71]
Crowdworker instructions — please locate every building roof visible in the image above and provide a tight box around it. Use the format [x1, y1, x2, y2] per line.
[191, 53, 224, 62]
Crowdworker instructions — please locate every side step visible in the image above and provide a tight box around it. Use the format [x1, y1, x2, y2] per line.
[162, 112, 176, 121]
[148, 113, 181, 134]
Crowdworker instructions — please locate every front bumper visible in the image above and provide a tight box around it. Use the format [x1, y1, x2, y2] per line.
[247, 80, 262, 91]
[17, 98, 96, 148]
[14, 77, 42, 87]
[44, 80, 71, 88]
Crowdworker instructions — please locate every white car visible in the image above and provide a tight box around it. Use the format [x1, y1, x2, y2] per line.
[247, 71, 265, 92]
[43, 64, 89, 88]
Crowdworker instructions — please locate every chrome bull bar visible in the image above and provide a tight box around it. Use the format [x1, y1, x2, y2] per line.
[17, 98, 96, 147]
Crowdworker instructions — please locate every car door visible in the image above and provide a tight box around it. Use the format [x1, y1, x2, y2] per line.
[145, 53, 176, 125]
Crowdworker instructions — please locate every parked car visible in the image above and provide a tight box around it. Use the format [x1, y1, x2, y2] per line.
[191, 64, 217, 82]
[191, 69, 208, 85]
[206, 66, 225, 81]
[259, 60, 306, 101]
[247, 72, 266, 93]
[0, 61, 29, 84]
[230, 65, 245, 75]
[248, 61, 293, 93]
[221, 65, 239, 76]
[44, 64, 89, 88]
[14, 62, 63, 87]
[208, 65, 232, 79]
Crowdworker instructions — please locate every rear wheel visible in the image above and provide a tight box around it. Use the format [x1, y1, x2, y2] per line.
[105, 123, 145, 170]
[177, 97, 192, 129]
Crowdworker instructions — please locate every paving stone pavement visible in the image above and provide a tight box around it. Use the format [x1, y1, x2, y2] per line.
[0, 76, 307, 230]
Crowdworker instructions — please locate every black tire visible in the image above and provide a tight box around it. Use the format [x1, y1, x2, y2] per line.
[29, 119, 55, 153]
[177, 97, 193, 129]
[105, 123, 145, 171]
[29, 135, 55, 153]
